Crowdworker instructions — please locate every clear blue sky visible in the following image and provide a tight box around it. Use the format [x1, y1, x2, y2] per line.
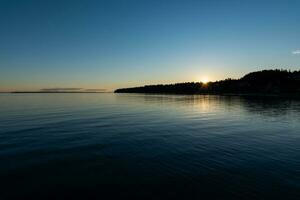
[1, 0, 300, 91]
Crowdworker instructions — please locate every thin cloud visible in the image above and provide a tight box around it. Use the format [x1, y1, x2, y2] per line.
[84, 89, 106, 92]
[292, 50, 300, 55]
[40, 88, 82, 91]
[39, 88, 106, 92]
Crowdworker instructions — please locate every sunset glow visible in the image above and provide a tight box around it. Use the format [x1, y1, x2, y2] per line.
[0, 1, 299, 92]
[200, 77, 209, 84]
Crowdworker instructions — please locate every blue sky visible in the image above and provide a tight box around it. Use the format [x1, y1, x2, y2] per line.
[1, 0, 300, 91]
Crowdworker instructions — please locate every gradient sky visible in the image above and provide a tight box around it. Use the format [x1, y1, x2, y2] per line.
[1, 0, 300, 92]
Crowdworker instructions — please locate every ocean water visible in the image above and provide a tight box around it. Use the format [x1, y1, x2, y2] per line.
[0, 93, 300, 199]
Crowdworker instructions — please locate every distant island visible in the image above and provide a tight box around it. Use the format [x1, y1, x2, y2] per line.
[11, 91, 108, 93]
[115, 69, 300, 96]
[11, 88, 108, 93]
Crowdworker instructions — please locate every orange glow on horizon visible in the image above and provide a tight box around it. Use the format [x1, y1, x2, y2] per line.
[200, 76, 210, 84]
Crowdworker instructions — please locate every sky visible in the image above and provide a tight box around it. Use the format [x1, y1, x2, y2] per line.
[0, 0, 300, 92]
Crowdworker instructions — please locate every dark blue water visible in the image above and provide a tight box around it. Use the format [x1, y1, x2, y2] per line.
[0, 93, 300, 199]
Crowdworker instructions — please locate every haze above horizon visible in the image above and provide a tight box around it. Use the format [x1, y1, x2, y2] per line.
[1, 0, 300, 92]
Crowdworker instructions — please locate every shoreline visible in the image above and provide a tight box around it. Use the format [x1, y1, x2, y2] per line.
[9, 92, 112, 94]
[115, 92, 300, 99]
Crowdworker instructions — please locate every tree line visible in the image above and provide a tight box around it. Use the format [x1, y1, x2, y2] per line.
[115, 69, 300, 95]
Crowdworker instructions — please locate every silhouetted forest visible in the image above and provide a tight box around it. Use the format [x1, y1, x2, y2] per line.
[115, 70, 300, 96]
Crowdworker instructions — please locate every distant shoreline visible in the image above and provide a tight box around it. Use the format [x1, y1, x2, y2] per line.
[116, 92, 300, 99]
[10, 92, 112, 94]
[1, 92, 299, 98]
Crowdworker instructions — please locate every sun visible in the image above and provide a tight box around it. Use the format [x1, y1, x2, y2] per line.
[200, 77, 209, 84]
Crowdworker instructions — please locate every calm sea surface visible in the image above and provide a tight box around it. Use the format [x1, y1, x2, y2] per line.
[0, 93, 300, 199]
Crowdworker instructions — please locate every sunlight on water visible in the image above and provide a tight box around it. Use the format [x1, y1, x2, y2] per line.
[0, 93, 300, 199]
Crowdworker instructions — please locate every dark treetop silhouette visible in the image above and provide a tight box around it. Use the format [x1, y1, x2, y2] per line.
[115, 70, 300, 96]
